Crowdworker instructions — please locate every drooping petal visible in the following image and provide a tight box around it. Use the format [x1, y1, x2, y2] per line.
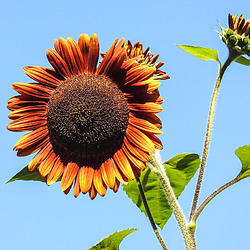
[123, 136, 150, 162]
[61, 162, 79, 191]
[13, 126, 49, 156]
[89, 184, 97, 200]
[28, 142, 53, 171]
[79, 166, 94, 194]
[38, 151, 58, 177]
[128, 102, 163, 113]
[126, 125, 155, 153]
[109, 158, 128, 184]
[113, 149, 135, 180]
[121, 144, 145, 170]
[93, 169, 107, 196]
[100, 160, 115, 189]
[128, 116, 162, 134]
[73, 173, 81, 198]
[46, 157, 65, 185]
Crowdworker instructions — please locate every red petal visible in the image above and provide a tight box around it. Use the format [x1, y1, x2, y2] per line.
[88, 34, 99, 74]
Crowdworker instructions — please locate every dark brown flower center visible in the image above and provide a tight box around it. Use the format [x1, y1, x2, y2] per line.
[46, 74, 129, 156]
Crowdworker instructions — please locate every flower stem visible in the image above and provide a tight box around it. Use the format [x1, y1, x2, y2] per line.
[136, 176, 168, 250]
[189, 51, 240, 222]
[191, 176, 240, 223]
[150, 151, 196, 250]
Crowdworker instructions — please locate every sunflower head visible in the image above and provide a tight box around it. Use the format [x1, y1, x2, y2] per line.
[220, 14, 250, 57]
[7, 33, 169, 199]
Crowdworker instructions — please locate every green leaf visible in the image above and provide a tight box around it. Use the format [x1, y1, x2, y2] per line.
[235, 145, 250, 179]
[177, 45, 219, 62]
[123, 153, 200, 229]
[235, 56, 250, 66]
[87, 229, 137, 250]
[6, 166, 46, 184]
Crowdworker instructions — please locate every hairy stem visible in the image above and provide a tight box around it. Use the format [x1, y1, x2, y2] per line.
[136, 177, 168, 250]
[150, 151, 196, 250]
[189, 51, 240, 222]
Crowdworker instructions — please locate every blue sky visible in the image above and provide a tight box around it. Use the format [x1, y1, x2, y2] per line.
[1, 1, 250, 249]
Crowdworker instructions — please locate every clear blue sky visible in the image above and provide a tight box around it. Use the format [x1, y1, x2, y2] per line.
[1, 1, 250, 249]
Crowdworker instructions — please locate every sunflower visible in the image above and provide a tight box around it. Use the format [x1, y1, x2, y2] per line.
[7, 34, 169, 199]
[220, 14, 250, 57]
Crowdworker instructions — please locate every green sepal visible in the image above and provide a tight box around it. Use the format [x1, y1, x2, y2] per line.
[123, 153, 200, 229]
[234, 56, 250, 66]
[177, 45, 219, 62]
[87, 229, 137, 250]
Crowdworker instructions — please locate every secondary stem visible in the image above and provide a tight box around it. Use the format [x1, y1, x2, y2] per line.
[189, 51, 241, 222]
[150, 152, 196, 250]
[191, 176, 240, 223]
[136, 177, 168, 250]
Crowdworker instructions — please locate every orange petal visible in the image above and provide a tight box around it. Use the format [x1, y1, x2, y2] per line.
[78, 34, 90, 72]
[125, 65, 156, 85]
[63, 183, 73, 195]
[146, 133, 163, 150]
[147, 80, 161, 93]
[46, 157, 65, 185]
[8, 106, 46, 120]
[73, 173, 81, 198]
[89, 184, 98, 200]
[61, 162, 79, 191]
[128, 102, 163, 113]
[28, 142, 53, 171]
[93, 169, 107, 196]
[113, 149, 135, 180]
[7, 98, 47, 112]
[130, 112, 162, 130]
[122, 144, 145, 170]
[12, 82, 53, 99]
[123, 136, 150, 162]
[128, 116, 162, 134]
[38, 151, 57, 177]
[14, 126, 49, 156]
[57, 37, 79, 75]
[96, 38, 118, 75]
[7, 116, 46, 132]
[100, 160, 115, 189]
[126, 125, 155, 153]
[88, 34, 99, 74]
[113, 178, 120, 193]
[109, 158, 128, 184]
[67, 37, 85, 74]
[46, 48, 70, 78]
[102, 47, 126, 79]
[23, 66, 61, 87]
[79, 166, 94, 194]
